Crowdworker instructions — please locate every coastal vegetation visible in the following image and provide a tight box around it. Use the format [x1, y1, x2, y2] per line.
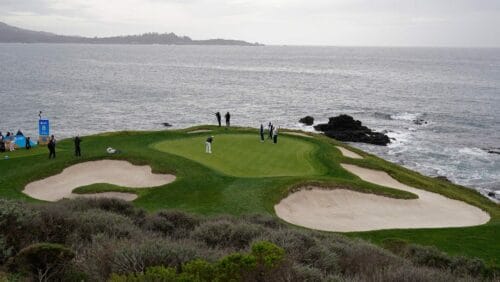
[0, 125, 498, 280]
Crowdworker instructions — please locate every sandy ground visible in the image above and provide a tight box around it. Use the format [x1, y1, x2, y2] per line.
[335, 146, 363, 159]
[187, 130, 212, 134]
[275, 164, 490, 232]
[282, 132, 313, 138]
[23, 160, 176, 201]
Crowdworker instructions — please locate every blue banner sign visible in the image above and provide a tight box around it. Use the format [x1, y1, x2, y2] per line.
[39, 119, 50, 136]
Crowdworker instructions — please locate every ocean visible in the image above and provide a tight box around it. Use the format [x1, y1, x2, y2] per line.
[0, 44, 499, 200]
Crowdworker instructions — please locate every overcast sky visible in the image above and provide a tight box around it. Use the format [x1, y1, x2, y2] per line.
[1, 0, 499, 46]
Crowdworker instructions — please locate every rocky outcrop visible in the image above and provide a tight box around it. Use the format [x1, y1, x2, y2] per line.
[299, 116, 314, 125]
[314, 115, 390, 146]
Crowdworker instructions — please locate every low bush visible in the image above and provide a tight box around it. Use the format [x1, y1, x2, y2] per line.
[192, 219, 266, 250]
[109, 241, 286, 282]
[6, 243, 74, 282]
[0, 198, 495, 281]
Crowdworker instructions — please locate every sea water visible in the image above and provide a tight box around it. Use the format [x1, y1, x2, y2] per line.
[0, 44, 499, 200]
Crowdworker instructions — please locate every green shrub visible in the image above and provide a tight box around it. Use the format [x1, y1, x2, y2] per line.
[179, 259, 215, 281]
[0, 200, 39, 262]
[251, 241, 285, 269]
[109, 266, 177, 282]
[6, 243, 75, 282]
[215, 253, 257, 281]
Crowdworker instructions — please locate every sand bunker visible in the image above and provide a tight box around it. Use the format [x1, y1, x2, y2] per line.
[23, 160, 176, 201]
[335, 146, 363, 159]
[187, 130, 212, 134]
[275, 164, 489, 232]
[283, 132, 313, 138]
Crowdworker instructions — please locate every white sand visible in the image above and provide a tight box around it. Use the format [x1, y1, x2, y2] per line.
[335, 146, 363, 159]
[275, 164, 490, 232]
[283, 132, 313, 138]
[187, 130, 212, 134]
[23, 160, 176, 202]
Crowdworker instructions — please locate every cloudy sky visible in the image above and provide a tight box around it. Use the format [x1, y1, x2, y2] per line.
[1, 0, 499, 46]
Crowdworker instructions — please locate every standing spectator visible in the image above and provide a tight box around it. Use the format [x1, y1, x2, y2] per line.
[205, 136, 214, 154]
[25, 137, 32, 150]
[268, 122, 273, 140]
[215, 112, 222, 127]
[273, 126, 279, 144]
[260, 124, 265, 142]
[9, 140, 15, 151]
[74, 135, 82, 157]
[225, 112, 231, 128]
[48, 135, 56, 159]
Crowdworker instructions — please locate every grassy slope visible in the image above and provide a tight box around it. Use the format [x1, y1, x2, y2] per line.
[0, 125, 498, 266]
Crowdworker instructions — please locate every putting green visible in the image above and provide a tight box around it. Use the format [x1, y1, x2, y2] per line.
[153, 134, 322, 177]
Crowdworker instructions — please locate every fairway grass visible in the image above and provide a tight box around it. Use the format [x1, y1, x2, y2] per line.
[153, 133, 323, 177]
[0, 125, 498, 266]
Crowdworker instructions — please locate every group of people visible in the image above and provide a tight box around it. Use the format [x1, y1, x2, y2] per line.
[46, 135, 82, 159]
[215, 112, 231, 128]
[261, 122, 279, 144]
[0, 130, 83, 159]
[205, 117, 281, 154]
[0, 130, 32, 153]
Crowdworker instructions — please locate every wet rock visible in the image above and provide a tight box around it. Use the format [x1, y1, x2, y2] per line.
[299, 116, 314, 125]
[413, 119, 428, 125]
[487, 148, 500, 155]
[434, 176, 452, 183]
[313, 114, 390, 146]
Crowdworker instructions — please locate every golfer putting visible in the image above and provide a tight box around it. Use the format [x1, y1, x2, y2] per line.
[205, 135, 214, 153]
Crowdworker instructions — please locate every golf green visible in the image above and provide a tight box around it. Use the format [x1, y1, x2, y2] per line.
[153, 133, 322, 177]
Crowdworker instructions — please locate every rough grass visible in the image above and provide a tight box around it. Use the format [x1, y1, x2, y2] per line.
[72, 184, 140, 196]
[0, 125, 498, 267]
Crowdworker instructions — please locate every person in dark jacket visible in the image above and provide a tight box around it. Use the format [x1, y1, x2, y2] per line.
[268, 122, 273, 140]
[25, 137, 32, 150]
[48, 135, 56, 159]
[225, 112, 231, 128]
[74, 136, 82, 157]
[215, 112, 222, 127]
[260, 124, 265, 142]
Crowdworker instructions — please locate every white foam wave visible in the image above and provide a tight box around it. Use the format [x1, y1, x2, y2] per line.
[391, 112, 423, 121]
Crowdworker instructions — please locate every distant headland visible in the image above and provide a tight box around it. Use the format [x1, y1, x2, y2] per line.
[0, 22, 262, 46]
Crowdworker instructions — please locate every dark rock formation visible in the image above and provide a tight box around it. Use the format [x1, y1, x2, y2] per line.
[434, 176, 452, 183]
[487, 148, 500, 155]
[314, 114, 390, 146]
[413, 119, 428, 125]
[299, 116, 314, 125]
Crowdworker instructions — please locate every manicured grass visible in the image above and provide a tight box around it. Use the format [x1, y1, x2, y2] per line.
[72, 183, 140, 195]
[0, 125, 498, 266]
[153, 134, 322, 177]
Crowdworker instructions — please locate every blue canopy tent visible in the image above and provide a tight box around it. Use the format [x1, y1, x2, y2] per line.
[14, 133, 37, 148]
